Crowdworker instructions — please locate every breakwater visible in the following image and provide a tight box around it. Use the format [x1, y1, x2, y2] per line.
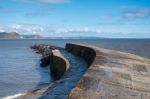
[66, 44, 150, 99]
[39, 50, 88, 99]
[29, 43, 150, 99]
[29, 44, 88, 99]
[31, 44, 70, 80]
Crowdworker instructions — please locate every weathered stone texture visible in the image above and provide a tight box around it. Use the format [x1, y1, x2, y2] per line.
[66, 43, 150, 99]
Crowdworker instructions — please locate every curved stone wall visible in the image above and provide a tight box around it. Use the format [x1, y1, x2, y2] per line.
[50, 50, 70, 80]
[65, 43, 96, 66]
[30, 43, 150, 99]
[66, 43, 150, 99]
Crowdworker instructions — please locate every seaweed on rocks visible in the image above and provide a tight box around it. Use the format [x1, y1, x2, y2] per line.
[31, 44, 57, 67]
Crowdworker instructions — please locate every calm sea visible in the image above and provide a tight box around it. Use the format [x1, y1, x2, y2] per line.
[0, 39, 150, 98]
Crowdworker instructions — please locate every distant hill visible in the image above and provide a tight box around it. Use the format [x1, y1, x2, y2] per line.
[0, 32, 20, 39]
[0, 32, 41, 39]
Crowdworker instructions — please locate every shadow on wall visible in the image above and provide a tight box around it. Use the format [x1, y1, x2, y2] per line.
[36, 43, 97, 99]
[51, 43, 96, 81]
[65, 43, 96, 66]
[50, 55, 68, 81]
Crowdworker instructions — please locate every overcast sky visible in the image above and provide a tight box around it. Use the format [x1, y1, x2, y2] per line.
[0, 0, 150, 38]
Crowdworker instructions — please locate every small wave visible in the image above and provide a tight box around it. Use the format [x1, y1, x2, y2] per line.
[2, 93, 26, 99]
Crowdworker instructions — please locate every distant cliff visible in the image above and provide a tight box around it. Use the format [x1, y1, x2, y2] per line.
[0, 32, 41, 39]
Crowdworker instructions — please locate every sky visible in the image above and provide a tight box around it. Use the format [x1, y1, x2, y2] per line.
[0, 0, 150, 38]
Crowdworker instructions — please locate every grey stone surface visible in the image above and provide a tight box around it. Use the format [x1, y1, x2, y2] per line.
[21, 43, 150, 99]
[66, 43, 150, 99]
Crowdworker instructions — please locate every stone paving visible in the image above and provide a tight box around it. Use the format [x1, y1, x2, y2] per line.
[67, 44, 150, 99]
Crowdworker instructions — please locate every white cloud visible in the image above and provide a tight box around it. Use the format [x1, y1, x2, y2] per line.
[0, 27, 5, 32]
[123, 9, 150, 19]
[0, 24, 104, 37]
[53, 27, 103, 37]
[83, 27, 89, 32]
[55, 27, 101, 34]
[1, 24, 150, 38]
[0, 23, 58, 37]
[11, 24, 46, 35]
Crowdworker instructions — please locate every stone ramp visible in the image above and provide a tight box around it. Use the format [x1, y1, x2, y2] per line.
[67, 44, 150, 99]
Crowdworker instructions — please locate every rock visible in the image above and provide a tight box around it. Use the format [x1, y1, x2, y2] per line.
[31, 44, 55, 67]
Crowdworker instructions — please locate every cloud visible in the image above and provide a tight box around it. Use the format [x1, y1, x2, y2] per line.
[54, 27, 102, 37]
[0, 24, 103, 37]
[1, 24, 150, 38]
[123, 9, 150, 19]
[0, 24, 47, 35]
[55, 27, 101, 33]
[13, 0, 71, 4]
[11, 24, 47, 35]
[98, 15, 124, 25]
[0, 27, 5, 32]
